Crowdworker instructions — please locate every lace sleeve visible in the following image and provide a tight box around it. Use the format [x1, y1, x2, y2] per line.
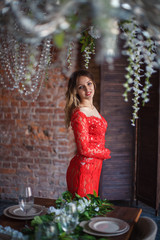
[71, 110, 111, 159]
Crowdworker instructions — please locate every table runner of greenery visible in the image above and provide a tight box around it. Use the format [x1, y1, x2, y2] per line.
[0, 191, 113, 240]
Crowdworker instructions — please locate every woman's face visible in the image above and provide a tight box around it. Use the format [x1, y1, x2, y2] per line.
[76, 76, 95, 102]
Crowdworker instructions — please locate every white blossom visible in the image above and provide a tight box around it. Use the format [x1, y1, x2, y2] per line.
[77, 199, 86, 213]
[82, 197, 91, 207]
[95, 207, 99, 212]
[47, 206, 63, 215]
[88, 26, 101, 39]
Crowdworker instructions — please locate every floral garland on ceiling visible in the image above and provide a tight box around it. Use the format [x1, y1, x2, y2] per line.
[67, 19, 157, 126]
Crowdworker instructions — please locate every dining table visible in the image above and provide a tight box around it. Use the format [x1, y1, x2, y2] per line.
[0, 197, 142, 240]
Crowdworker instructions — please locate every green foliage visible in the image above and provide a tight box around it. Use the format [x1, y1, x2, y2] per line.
[31, 214, 54, 227]
[53, 32, 65, 48]
[23, 191, 113, 240]
[67, 14, 79, 30]
[80, 31, 95, 53]
[56, 191, 73, 208]
[56, 191, 113, 222]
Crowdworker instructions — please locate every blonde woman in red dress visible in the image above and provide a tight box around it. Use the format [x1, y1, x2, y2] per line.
[65, 70, 111, 198]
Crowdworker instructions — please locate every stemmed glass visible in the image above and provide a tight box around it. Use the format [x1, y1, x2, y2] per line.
[18, 186, 34, 215]
[59, 202, 79, 234]
[35, 222, 58, 240]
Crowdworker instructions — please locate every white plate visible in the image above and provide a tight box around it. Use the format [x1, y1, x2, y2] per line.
[80, 220, 130, 237]
[3, 205, 46, 220]
[89, 217, 129, 234]
[8, 204, 43, 217]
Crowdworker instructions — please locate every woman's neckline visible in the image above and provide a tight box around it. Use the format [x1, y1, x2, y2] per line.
[78, 107, 102, 119]
[78, 104, 95, 110]
[79, 106, 95, 111]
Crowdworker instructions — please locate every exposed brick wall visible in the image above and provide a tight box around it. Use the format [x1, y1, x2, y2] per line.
[0, 68, 76, 200]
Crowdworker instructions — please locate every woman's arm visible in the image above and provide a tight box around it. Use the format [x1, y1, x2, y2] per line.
[71, 110, 111, 159]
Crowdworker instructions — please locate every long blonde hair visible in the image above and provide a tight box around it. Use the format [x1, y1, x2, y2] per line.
[64, 70, 95, 128]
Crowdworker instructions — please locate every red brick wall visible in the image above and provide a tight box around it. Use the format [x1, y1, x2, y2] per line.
[0, 68, 76, 200]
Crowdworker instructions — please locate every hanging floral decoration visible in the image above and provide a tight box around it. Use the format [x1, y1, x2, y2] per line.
[66, 41, 75, 69]
[80, 31, 95, 69]
[120, 19, 157, 126]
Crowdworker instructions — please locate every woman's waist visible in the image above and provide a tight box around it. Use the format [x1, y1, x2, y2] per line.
[88, 141, 105, 148]
[71, 153, 101, 162]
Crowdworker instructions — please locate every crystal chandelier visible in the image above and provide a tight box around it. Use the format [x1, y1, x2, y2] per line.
[0, 28, 51, 101]
[0, 0, 82, 101]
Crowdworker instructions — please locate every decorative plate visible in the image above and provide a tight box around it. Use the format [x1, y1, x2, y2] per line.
[80, 220, 130, 237]
[89, 217, 129, 234]
[8, 204, 43, 217]
[3, 205, 46, 220]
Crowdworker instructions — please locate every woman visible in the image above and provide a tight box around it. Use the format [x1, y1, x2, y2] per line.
[65, 70, 111, 197]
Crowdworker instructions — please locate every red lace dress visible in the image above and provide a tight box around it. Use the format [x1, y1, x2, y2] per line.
[66, 108, 111, 197]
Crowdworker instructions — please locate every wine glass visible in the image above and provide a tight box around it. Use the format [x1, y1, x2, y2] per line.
[59, 202, 79, 234]
[35, 222, 58, 240]
[18, 186, 34, 215]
